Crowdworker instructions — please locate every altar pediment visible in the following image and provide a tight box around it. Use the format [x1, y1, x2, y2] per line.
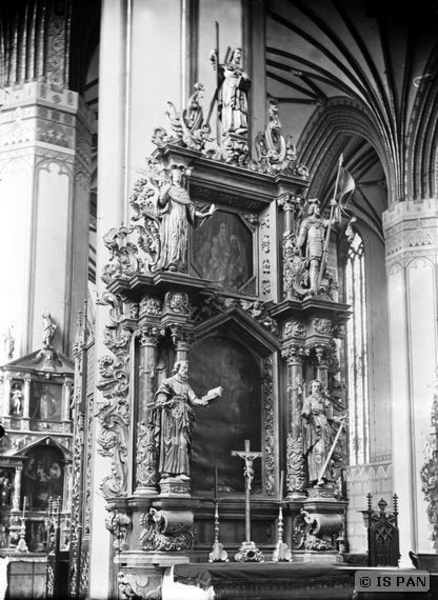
[9, 435, 72, 459]
[1, 349, 74, 377]
[193, 302, 279, 356]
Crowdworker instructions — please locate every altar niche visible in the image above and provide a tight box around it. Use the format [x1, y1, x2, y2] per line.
[190, 335, 262, 495]
[22, 446, 64, 511]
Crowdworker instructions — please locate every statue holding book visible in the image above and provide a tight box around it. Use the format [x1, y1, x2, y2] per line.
[153, 359, 222, 483]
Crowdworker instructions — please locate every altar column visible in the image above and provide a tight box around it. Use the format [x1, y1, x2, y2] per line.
[22, 377, 31, 419]
[134, 320, 160, 496]
[282, 344, 306, 497]
[314, 344, 330, 389]
[12, 466, 22, 513]
[383, 199, 438, 563]
[62, 380, 72, 422]
[278, 193, 303, 299]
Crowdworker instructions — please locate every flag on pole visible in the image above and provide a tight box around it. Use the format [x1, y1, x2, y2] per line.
[336, 166, 355, 206]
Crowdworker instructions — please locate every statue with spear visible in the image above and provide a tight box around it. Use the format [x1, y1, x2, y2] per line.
[297, 154, 355, 296]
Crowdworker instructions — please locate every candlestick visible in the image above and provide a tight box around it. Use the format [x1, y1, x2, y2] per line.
[272, 470, 292, 562]
[214, 466, 218, 499]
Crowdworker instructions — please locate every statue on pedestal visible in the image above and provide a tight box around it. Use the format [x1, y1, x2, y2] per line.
[301, 379, 337, 485]
[153, 359, 222, 484]
[297, 198, 340, 296]
[156, 165, 215, 272]
[209, 47, 251, 137]
[42, 309, 57, 347]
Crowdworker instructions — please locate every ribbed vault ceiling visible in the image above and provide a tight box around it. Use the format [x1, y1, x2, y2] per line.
[266, 0, 438, 238]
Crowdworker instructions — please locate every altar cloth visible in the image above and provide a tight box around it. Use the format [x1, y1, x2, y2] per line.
[174, 562, 341, 588]
[171, 562, 356, 600]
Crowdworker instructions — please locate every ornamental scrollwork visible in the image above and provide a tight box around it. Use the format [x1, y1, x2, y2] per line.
[96, 292, 132, 498]
[139, 295, 162, 318]
[420, 380, 438, 549]
[238, 299, 278, 335]
[252, 99, 308, 178]
[140, 508, 194, 552]
[300, 509, 341, 552]
[313, 318, 332, 335]
[102, 225, 142, 284]
[152, 82, 212, 151]
[105, 508, 131, 552]
[262, 357, 276, 496]
[286, 435, 306, 494]
[136, 421, 157, 488]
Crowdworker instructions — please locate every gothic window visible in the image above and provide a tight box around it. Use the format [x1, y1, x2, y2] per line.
[345, 231, 370, 466]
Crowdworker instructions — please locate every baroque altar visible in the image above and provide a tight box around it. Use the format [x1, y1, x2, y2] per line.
[76, 51, 353, 599]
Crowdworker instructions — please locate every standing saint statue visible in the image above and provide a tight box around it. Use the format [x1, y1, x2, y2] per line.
[300, 379, 336, 485]
[153, 359, 222, 482]
[156, 165, 215, 272]
[210, 47, 251, 136]
[42, 309, 57, 347]
[296, 198, 340, 295]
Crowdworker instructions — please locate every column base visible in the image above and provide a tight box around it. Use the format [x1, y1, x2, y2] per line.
[159, 477, 191, 496]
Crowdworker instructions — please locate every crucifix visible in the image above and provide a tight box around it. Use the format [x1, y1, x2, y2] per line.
[232, 439, 264, 562]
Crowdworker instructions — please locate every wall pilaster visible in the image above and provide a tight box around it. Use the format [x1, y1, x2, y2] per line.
[383, 199, 438, 563]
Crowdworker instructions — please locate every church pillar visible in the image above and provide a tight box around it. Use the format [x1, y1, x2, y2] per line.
[90, 0, 130, 595]
[1, 373, 12, 417]
[383, 199, 438, 563]
[0, 82, 93, 355]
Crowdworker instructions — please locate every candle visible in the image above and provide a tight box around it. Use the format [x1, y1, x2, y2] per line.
[214, 466, 218, 499]
[280, 470, 284, 501]
[22, 496, 26, 519]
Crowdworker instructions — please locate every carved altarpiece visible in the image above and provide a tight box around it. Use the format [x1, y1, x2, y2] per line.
[92, 148, 351, 596]
[89, 82, 352, 598]
[0, 337, 74, 555]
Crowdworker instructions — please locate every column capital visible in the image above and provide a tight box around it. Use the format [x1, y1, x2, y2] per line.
[138, 325, 161, 347]
[383, 199, 438, 269]
[277, 192, 304, 213]
[308, 343, 331, 367]
[281, 344, 305, 365]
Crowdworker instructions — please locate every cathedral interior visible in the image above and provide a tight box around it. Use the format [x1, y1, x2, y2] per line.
[1, 1, 438, 599]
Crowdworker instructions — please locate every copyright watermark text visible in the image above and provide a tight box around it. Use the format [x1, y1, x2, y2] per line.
[355, 570, 430, 593]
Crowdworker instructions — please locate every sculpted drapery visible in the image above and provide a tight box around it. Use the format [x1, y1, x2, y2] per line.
[152, 360, 221, 481]
[156, 165, 215, 272]
[301, 379, 335, 484]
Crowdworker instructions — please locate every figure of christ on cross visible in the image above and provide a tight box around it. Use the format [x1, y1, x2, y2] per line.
[231, 439, 264, 562]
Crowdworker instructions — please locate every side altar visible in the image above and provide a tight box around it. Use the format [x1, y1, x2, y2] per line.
[76, 49, 354, 599]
